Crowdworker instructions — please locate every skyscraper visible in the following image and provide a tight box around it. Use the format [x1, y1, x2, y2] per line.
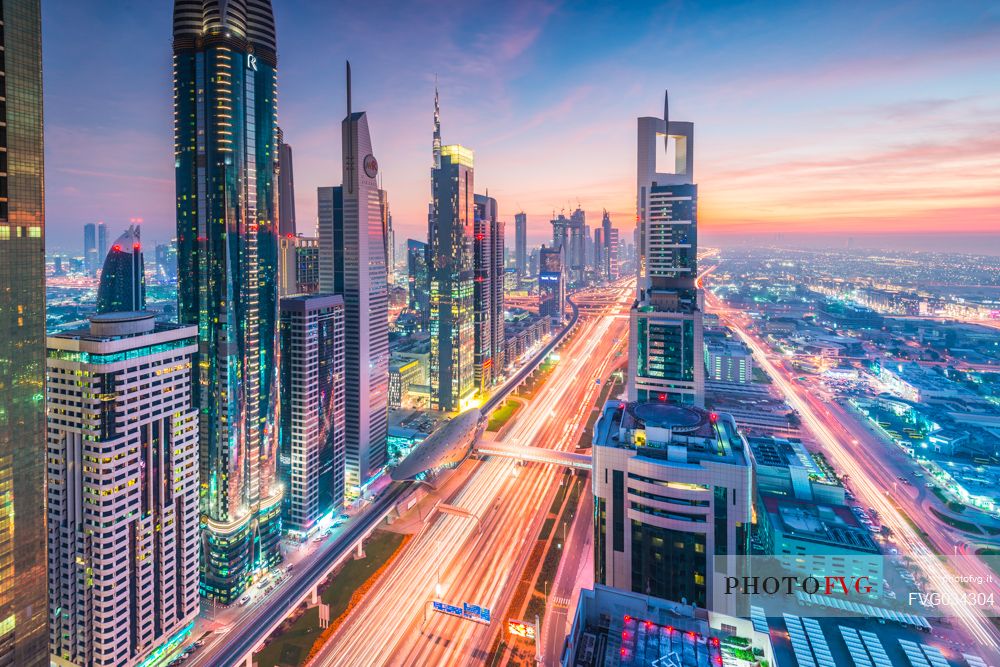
[406, 239, 431, 330]
[430, 142, 476, 411]
[95, 225, 146, 314]
[490, 207, 505, 375]
[277, 127, 297, 236]
[172, 0, 283, 603]
[318, 64, 389, 492]
[47, 313, 200, 666]
[97, 220, 107, 269]
[629, 91, 704, 406]
[279, 295, 346, 533]
[592, 400, 751, 613]
[550, 211, 568, 252]
[0, 1, 48, 662]
[473, 194, 504, 390]
[568, 206, 586, 284]
[514, 211, 527, 278]
[278, 234, 319, 297]
[594, 227, 603, 275]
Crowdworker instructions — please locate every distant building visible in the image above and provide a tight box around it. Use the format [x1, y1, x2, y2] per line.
[514, 211, 527, 278]
[379, 188, 394, 285]
[704, 338, 753, 384]
[279, 295, 346, 534]
[47, 313, 200, 666]
[568, 206, 586, 284]
[155, 240, 178, 282]
[473, 193, 505, 393]
[389, 358, 422, 409]
[95, 225, 146, 314]
[279, 235, 320, 297]
[538, 244, 564, 321]
[630, 91, 704, 407]
[277, 127, 297, 236]
[592, 400, 751, 613]
[406, 239, 431, 330]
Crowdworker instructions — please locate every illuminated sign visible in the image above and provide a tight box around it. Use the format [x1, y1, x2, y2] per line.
[363, 154, 379, 178]
[431, 600, 491, 624]
[508, 619, 536, 640]
[247, 54, 258, 71]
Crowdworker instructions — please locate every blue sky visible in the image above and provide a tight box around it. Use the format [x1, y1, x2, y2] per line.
[43, 0, 1000, 253]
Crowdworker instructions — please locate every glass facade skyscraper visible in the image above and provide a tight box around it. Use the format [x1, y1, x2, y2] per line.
[0, 1, 48, 663]
[172, 0, 283, 604]
[95, 225, 146, 314]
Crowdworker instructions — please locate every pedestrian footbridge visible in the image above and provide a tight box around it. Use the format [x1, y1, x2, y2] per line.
[474, 442, 592, 470]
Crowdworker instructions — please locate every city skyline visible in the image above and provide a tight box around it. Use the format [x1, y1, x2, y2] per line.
[40, 1, 1000, 255]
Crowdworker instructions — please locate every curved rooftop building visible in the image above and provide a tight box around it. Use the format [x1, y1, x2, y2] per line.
[95, 225, 146, 314]
[173, 0, 281, 604]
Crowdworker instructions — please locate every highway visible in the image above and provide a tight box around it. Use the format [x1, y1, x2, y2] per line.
[708, 290, 1000, 661]
[187, 288, 590, 667]
[306, 283, 631, 666]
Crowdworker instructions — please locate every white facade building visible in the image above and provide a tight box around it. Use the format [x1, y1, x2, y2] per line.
[47, 313, 199, 667]
[704, 338, 753, 384]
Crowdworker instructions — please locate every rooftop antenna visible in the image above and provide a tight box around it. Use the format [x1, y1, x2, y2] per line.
[663, 89, 670, 154]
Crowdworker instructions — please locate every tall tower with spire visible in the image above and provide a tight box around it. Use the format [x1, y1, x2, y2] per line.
[172, 0, 283, 604]
[433, 79, 442, 170]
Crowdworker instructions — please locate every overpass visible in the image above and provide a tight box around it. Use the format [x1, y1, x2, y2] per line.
[474, 442, 593, 470]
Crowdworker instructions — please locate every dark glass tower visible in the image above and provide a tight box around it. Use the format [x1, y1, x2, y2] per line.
[0, 1, 48, 664]
[173, 0, 282, 604]
[95, 225, 146, 314]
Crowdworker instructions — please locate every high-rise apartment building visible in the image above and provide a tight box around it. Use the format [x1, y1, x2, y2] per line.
[0, 1, 48, 662]
[47, 313, 200, 666]
[704, 337, 753, 384]
[172, 0, 283, 603]
[406, 239, 430, 330]
[629, 91, 704, 406]
[550, 212, 568, 254]
[538, 245, 565, 321]
[83, 222, 97, 274]
[592, 400, 751, 613]
[514, 211, 527, 279]
[568, 206, 586, 284]
[279, 295, 346, 534]
[95, 225, 146, 314]
[317, 65, 389, 491]
[277, 127, 297, 236]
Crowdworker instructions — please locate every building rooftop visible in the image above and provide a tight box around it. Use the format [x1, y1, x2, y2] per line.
[594, 400, 748, 467]
[748, 436, 841, 487]
[761, 493, 879, 553]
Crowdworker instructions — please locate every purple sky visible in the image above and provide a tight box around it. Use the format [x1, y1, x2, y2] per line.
[42, 1, 1000, 255]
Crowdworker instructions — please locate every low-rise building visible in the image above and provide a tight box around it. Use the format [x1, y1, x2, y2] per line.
[704, 337, 753, 384]
[748, 436, 845, 505]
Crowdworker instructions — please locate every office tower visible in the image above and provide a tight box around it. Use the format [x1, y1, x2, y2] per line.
[629, 91, 704, 406]
[97, 221, 107, 268]
[514, 211, 527, 278]
[95, 225, 146, 314]
[0, 1, 47, 663]
[317, 64, 390, 491]
[568, 206, 586, 284]
[173, 0, 283, 603]
[430, 143, 476, 411]
[592, 400, 751, 613]
[277, 127, 297, 236]
[279, 295, 346, 533]
[538, 245, 565, 321]
[47, 313, 200, 666]
[379, 188, 394, 285]
[83, 222, 98, 274]
[278, 234, 319, 297]
[406, 239, 430, 330]
[155, 240, 178, 282]
[528, 247, 539, 278]
[53, 256, 65, 276]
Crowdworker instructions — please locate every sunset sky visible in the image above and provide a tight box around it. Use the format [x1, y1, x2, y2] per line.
[43, 0, 1000, 254]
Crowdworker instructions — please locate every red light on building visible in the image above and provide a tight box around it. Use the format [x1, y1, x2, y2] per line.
[623, 615, 631, 623]
[709, 412, 719, 424]
[658, 393, 667, 401]
[133, 243, 141, 251]
[112, 244, 122, 252]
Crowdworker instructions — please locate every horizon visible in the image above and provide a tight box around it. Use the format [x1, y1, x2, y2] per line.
[42, 0, 1000, 254]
